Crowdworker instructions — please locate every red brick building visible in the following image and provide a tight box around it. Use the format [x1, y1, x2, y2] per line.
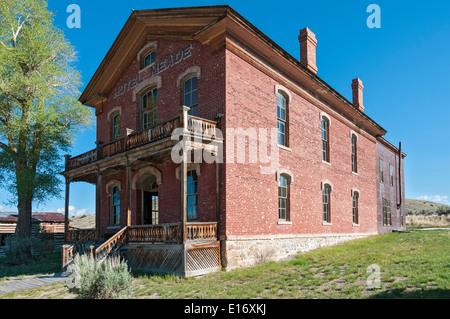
[62, 6, 406, 275]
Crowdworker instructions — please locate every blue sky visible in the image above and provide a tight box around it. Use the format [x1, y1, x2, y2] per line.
[2, 0, 450, 215]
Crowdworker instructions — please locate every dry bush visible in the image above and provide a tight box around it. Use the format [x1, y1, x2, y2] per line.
[406, 214, 450, 228]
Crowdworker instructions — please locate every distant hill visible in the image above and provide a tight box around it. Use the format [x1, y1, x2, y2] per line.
[405, 198, 450, 215]
[70, 214, 95, 229]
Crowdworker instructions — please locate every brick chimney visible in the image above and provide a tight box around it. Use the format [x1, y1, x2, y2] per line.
[351, 78, 364, 112]
[298, 28, 318, 74]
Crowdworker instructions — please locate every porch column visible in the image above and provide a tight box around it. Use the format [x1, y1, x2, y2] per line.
[181, 106, 190, 244]
[95, 169, 102, 241]
[126, 158, 132, 227]
[64, 178, 70, 237]
[63, 154, 71, 239]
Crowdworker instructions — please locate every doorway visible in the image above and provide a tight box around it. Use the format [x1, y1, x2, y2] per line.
[143, 191, 158, 225]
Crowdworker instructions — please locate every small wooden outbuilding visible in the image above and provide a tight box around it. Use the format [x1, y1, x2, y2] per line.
[0, 212, 67, 257]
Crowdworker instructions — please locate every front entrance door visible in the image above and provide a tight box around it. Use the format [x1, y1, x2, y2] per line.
[143, 191, 158, 225]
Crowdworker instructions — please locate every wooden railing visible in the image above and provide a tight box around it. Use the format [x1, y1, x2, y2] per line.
[187, 116, 217, 139]
[65, 108, 218, 171]
[65, 228, 96, 243]
[94, 226, 128, 262]
[66, 149, 97, 170]
[62, 229, 96, 268]
[61, 222, 218, 268]
[186, 222, 218, 241]
[127, 223, 182, 243]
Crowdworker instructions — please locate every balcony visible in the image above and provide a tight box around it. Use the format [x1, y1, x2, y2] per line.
[64, 110, 219, 172]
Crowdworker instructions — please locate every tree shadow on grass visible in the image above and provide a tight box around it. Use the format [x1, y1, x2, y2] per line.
[369, 288, 450, 299]
[0, 252, 61, 281]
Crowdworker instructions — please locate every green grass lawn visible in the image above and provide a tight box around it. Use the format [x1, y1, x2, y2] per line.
[0, 252, 61, 282]
[1, 230, 449, 299]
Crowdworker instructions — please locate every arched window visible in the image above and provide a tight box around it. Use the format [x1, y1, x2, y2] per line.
[322, 183, 332, 223]
[278, 174, 290, 221]
[141, 87, 158, 130]
[277, 93, 288, 146]
[183, 76, 198, 116]
[143, 50, 155, 69]
[111, 113, 120, 141]
[353, 191, 359, 224]
[111, 186, 120, 226]
[321, 116, 330, 163]
[187, 170, 198, 221]
[351, 134, 358, 173]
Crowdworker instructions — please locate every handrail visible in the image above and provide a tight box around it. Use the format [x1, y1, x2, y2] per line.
[186, 222, 218, 241]
[94, 226, 128, 262]
[61, 229, 96, 268]
[65, 228, 96, 243]
[127, 223, 182, 243]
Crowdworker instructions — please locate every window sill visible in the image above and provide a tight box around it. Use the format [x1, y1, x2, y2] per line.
[352, 171, 358, 176]
[322, 222, 332, 226]
[277, 220, 292, 225]
[321, 161, 331, 166]
[277, 144, 292, 152]
[139, 63, 156, 74]
[353, 223, 360, 227]
[107, 226, 121, 230]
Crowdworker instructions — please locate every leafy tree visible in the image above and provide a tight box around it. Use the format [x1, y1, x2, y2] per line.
[0, 0, 92, 253]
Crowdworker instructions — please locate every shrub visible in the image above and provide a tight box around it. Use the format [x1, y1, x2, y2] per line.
[66, 254, 134, 299]
[4, 237, 32, 265]
[4, 236, 54, 265]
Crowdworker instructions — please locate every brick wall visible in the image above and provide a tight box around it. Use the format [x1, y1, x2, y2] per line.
[96, 39, 225, 239]
[223, 49, 378, 239]
[376, 141, 406, 233]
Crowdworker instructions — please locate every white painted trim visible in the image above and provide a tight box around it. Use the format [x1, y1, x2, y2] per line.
[132, 166, 162, 189]
[176, 66, 201, 88]
[276, 168, 294, 184]
[137, 41, 157, 62]
[105, 180, 121, 194]
[275, 84, 292, 101]
[175, 163, 201, 180]
[132, 76, 162, 102]
[107, 106, 122, 122]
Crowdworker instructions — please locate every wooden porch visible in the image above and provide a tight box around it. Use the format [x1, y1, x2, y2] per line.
[62, 222, 220, 277]
[60, 106, 223, 277]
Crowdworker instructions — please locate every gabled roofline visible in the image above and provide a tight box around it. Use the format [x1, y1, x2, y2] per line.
[79, 5, 387, 137]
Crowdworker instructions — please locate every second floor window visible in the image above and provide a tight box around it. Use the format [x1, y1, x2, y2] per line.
[277, 93, 288, 146]
[184, 76, 198, 116]
[389, 164, 394, 187]
[351, 134, 357, 173]
[112, 113, 120, 141]
[379, 158, 384, 183]
[142, 88, 158, 130]
[321, 117, 330, 163]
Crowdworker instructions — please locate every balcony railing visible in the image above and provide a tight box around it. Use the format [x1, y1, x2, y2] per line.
[65, 110, 218, 171]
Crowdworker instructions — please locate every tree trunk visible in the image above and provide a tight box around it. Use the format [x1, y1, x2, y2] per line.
[15, 197, 32, 239]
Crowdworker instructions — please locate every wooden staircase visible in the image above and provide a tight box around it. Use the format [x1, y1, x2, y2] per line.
[61, 222, 221, 277]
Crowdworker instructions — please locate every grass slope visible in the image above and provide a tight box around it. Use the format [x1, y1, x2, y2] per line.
[2, 230, 449, 299]
[406, 198, 450, 215]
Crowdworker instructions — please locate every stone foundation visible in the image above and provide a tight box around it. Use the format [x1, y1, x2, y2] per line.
[221, 233, 375, 270]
